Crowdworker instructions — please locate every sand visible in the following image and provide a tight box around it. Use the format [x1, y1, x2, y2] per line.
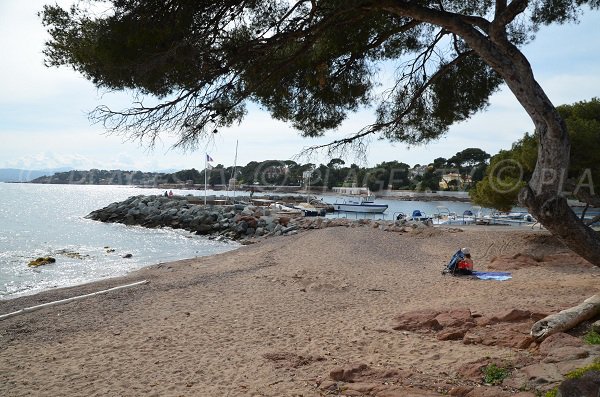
[1, 226, 599, 396]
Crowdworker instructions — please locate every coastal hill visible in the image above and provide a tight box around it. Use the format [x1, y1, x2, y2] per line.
[0, 167, 72, 183]
[24, 155, 485, 193]
[29, 169, 168, 186]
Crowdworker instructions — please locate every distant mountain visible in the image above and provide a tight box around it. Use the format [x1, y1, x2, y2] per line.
[0, 167, 72, 182]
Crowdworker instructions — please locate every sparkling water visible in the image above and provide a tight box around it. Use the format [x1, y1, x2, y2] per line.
[0, 183, 239, 300]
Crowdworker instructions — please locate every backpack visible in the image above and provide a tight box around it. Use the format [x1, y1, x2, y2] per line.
[443, 249, 465, 275]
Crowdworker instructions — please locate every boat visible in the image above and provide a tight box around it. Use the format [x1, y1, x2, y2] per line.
[397, 209, 433, 223]
[333, 194, 388, 213]
[294, 202, 327, 217]
[269, 202, 302, 216]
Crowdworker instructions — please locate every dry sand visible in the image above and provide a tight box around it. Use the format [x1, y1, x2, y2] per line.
[1, 226, 599, 396]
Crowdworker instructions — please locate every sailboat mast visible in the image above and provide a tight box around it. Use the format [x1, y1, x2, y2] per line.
[232, 140, 239, 200]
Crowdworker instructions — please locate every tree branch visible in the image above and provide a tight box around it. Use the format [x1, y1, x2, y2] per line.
[301, 50, 474, 155]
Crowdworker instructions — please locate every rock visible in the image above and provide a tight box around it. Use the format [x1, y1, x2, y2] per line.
[520, 363, 564, 385]
[434, 309, 474, 328]
[392, 309, 441, 331]
[480, 309, 538, 325]
[539, 333, 589, 363]
[437, 326, 472, 341]
[27, 257, 56, 267]
[556, 370, 600, 397]
[539, 333, 585, 356]
[122, 253, 133, 258]
[543, 347, 589, 363]
[592, 320, 600, 333]
[281, 225, 298, 234]
[235, 221, 248, 234]
[195, 224, 214, 235]
[463, 323, 533, 349]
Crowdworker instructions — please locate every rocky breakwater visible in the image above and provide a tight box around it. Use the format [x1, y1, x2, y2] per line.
[86, 195, 439, 242]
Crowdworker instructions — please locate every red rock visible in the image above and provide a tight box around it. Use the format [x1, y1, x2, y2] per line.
[239, 216, 258, 229]
[434, 309, 474, 328]
[438, 326, 471, 341]
[480, 309, 533, 325]
[539, 332, 584, 356]
[542, 346, 590, 363]
[393, 309, 441, 331]
[457, 358, 491, 380]
[462, 325, 532, 349]
[520, 363, 563, 384]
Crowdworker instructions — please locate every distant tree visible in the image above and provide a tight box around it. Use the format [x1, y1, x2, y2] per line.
[471, 98, 600, 214]
[327, 158, 346, 169]
[448, 148, 491, 170]
[433, 157, 448, 169]
[417, 166, 440, 192]
[40, 1, 600, 264]
[469, 136, 535, 211]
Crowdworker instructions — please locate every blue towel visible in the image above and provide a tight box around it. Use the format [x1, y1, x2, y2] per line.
[471, 271, 512, 281]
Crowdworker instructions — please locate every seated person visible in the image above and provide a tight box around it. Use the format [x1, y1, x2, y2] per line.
[455, 247, 474, 275]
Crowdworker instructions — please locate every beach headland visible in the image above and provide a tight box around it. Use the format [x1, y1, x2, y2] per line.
[1, 224, 599, 396]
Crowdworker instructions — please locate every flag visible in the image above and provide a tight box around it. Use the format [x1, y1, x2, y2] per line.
[206, 154, 214, 162]
[206, 164, 213, 170]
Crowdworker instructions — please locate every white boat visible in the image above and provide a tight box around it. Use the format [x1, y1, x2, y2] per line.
[294, 202, 326, 217]
[333, 194, 388, 213]
[269, 202, 302, 216]
[397, 209, 434, 223]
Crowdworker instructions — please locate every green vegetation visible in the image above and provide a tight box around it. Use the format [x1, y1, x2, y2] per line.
[565, 361, 600, 379]
[544, 389, 557, 397]
[470, 98, 600, 211]
[482, 363, 509, 385]
[584, 330, 600, 345]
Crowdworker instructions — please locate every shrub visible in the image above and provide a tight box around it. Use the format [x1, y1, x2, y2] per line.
[482, 364, 508, 385]
[584, 330, 600, 345]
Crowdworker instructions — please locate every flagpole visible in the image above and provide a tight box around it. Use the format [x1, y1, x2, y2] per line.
[204, 153, 207, 205]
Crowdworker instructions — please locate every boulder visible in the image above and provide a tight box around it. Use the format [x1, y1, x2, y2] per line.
[392, 309, 442, 331]
[556, 370, 600, 397]
[27, 257, 56, 267]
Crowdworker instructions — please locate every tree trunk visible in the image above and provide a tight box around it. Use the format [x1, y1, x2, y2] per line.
[531, 294, 600, 342]
[469, 36, 600, 266]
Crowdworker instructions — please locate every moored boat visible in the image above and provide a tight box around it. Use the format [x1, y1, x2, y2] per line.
[333, 194, 388, 213]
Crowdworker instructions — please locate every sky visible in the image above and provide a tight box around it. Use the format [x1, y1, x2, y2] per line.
[1, 1, 600, 172]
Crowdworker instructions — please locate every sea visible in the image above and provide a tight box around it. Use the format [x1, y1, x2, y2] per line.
[0, 183, 509, 301]
[0, 183, 240, 300]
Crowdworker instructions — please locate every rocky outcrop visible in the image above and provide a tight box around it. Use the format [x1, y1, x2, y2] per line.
[85, 195, 436, 241]
[27, 257, 56, 267]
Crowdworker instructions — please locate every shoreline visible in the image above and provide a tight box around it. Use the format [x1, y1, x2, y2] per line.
[2, 226, 599, 396]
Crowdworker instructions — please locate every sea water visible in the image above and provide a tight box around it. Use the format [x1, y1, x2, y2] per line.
[0, 183, 239, 300]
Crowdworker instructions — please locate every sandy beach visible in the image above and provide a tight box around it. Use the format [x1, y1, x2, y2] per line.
[1, 225, 599, 396]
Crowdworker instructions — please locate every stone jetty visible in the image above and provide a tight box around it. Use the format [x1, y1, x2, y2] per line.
[85, 195, 437, 241]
